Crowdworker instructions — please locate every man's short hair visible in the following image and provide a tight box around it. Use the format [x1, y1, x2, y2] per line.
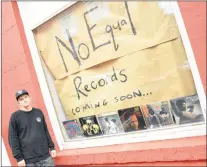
[111, 119, 116, 123]
[124, 108, 135, 120]
[148, 105, 155, 115]
[105, 117, 108, 122]
[176, 99, 186, 112]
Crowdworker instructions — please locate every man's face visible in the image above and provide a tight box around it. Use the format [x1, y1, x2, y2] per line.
[17, 94, 31, 108]
[130, 115, 139, 130]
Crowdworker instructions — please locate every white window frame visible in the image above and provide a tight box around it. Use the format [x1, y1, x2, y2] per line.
[17, 1, 206, 150]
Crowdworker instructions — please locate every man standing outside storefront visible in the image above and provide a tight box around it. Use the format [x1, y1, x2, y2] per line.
[8, 89, 56, 166]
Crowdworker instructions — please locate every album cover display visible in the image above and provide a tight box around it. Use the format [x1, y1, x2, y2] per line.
[141, 101, 174, 128]
[97, 112, 124, 135]
[118, 106, 147, 132]
[170, 94, 204, 125]
[79, 115, 102, 137]
[62, 120, 83, 139]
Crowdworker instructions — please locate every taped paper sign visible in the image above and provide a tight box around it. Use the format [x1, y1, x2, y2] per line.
[34, 2, 197, 120]
[54, 38, 196, 119]
[34, 1, 180, 79]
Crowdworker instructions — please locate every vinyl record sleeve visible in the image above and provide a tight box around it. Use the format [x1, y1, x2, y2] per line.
[63, 119, 83, 139]
[118, 106, 147, 132]
[170, 94, 204, 125]
[79, 115, 102, 137]
[97, 112, 124, 135]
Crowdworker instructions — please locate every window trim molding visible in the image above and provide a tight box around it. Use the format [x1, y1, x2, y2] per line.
[17, 1, 206, 151]
[171, 1, 206, 120]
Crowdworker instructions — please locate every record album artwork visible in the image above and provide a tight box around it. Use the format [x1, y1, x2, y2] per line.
[62, 120, 83, 139]
[118, 106, 147, 132]
[97, 112, 124, 135]
[170, 94, 204, 125]
[141, 101, 174, 129]
[79, 115, 102, 137]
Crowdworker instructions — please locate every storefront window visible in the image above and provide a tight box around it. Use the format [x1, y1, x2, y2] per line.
[33, 1, 205, 142]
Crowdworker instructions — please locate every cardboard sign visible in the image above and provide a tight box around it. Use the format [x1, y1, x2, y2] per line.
[34, 1, 180, 79]
[34, 2, 197, 120]
[54, 38, 196, 119]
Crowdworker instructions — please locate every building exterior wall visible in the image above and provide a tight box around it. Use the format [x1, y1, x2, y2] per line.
[2, 2, 59, 166]
[2, 1, 206, 166]
[178, 2, 206, 93]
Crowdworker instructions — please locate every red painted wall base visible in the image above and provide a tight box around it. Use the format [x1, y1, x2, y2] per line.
[54, 136, 206, 166]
